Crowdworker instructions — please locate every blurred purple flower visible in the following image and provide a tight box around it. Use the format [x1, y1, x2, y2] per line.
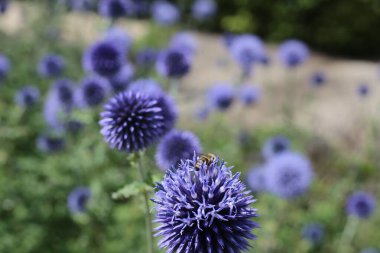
[38, 54, 65, 78]
[169, 32, 198, 58]
[239, 84, 261, 106]
[302, 223, 324, 245]
[128, 78, 163, 95]
[155, 130, 202, 171]
[65, 0, 96, 11]
[37, 135, 66, 153]
[14, 86, 40, 108]
[67, 187, 91, 213]
[357, 83, 369, 97]
[110, 63, 134, 92]
[278, 39, 309, 68]
[65, 120, 84, 135]
[192, 0, 217, 21]
[246, 165, 267, 193]
[265, 152, 313, 199]
[0, 0, 9, 14]
[136, 48, 157, 68]
[207, 83, 235, 111]
[346, 191, 376, 219]
[156, 48, 191, 78]
[77, 75, 110, 107]
[0, 54, 10, 81]
[104, 26, 133, 53]
[151, 1, 179, 26]
[195, 106, 210, 120]
[310, 71, 326, 87]
[98, 0, 131, 19]
[262, 135, 291, 160]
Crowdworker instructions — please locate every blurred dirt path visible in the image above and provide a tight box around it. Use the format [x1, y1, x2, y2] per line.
[1, 2, 380, 150]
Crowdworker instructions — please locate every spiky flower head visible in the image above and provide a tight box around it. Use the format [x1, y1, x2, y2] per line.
[77, 75, 110, 107]
[265, 152, 313, 199]
[0, 54, 10, 81]
[310, 71, 326, 87]
[99, 91, 177, 152]
[153, 155, 258, 252]
[246, 165, 267, 193]
[207, 83, 235, 111]
[169, 32, 198, 58]
[346, 191, 376, 219]
[278, 39, 309, 68]
[156, 48, 191, 78]
[262, 135, 291, 160]
[67, 187, 91, 213]
[38, 54, 65, 78]
[83, 39, 125, 77]
[155, 130, 202, 171]
[302, 223, 324, 245]
[192, 0, 217, 21]
[110, 63, 134, 92]
[15, 86, 40, 108]
[98, 0, 131, 19]
[151, 1, 179, 26]
[239, 84, 261, 106]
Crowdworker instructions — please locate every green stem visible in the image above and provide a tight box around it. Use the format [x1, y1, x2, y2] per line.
[337, 216, 359, 253]
[137, 154, 154, 253]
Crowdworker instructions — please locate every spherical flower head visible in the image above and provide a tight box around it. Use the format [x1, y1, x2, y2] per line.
[98, 0, 130, 19]
[310, 71, 326, 87]
[37, 135, 66, 153]
[357, 83, 370, 97]
[278, 39, 309, 68]
[169, 32, 198, 58]
[0, 0, 9, 14]
[346, 191, 376, 219]
[230, 34, 265, 75]
[361, 248, 379, 253]
[136, 48, 157, 68]
[156, 48, 191, 78]
[302, 223, 324, 245]
[110, 64, 134, 92]
[15, 86, 40, 108]
[38, 54, 65, 78]
[246, 165, 267, 193]
[77, 75, 110, 107]
[192, 0, 217, 21]
[128, 78, 164, 95]
[67, 187, 91, 213]
[262, 135, 291, 160]
[104, 27, 133, 53]
[265, 152, 313, 199]
[83, 39, 125, 77]
[151, 1, 179, 26]
[99, 91, 177, 152]
[152, 156, 258, 252]
[239, 84, 261, 106]
[207, 83, 235, 111]
[155, 130, 202, 171]
[0, 54, 10, 81]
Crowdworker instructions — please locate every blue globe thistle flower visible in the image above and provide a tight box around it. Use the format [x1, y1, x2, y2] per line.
[155, 130, 202, 171]
[110, 64, 134, 92]
[259, 54, 270, 66]
[302, 223, 325, 245]
[128, 78, 164, 95]
[230, 34, 265, 76]
[152, 155, 258, 252]
[156, 48, 191, 78]
[83, 39, 125, 77]
[98, 0, 131, 19]
[14, 86, 40, 108]
[239, 84, 261, 106]
[346, 191, 376, 219]
[265, 152, 313, 199]
[77, 75, 110, 107]
[207, 83, 235, 111]
[361, 248, 379, 253]
[37, 135, 66, 153]
[0, 0, 9, 14]
[357, 83, 370, 97]
[104, 26, 133, 53]
[67, 187, 91, 213]
[192, 0, 217, 21]
[246, 165, 267, 193]
[65, 120, 84, 134]
[38, 54, 65, 78]
[136, 48, 157, 68]
[151, 1, 179, 26]
[310, 71, 326, 87]
[0, 54, 10, 81]
[262, 135, 291, 160]
[99, 91, 177, 152]
[278, 39, 309, 68]
[169, 32, 198, 58]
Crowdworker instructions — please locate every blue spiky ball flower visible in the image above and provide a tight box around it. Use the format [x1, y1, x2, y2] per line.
[99, 91, 177, 152]
[262, 135, 291, 160]
[246, 165, 267, 193]
[155, 130, 202, 171]
[265, 152, 313, 199]
[38, 54, 66, 78]
[302, 223, 325, 245]
[153, 155, 258, 252]
[77, 75, 110, 107]
[98, 0, 131, 19]
[310, 71, 326, 87]
[346, 191, 376, 219]
[239, 84, 261, 106]
[151, 1, 179, 26]
[83, 39, 125, 77]
[0, 0, 9, 14]
[67, 187, 91, 214]
[278, 39, 309, 68]
[110, 63, 134, 92]
[192, 0, 217, 21]
[156, 48, 191, 78]
[207, 83, 235, 111]
[15, 86, 40, 108]
[169, 32, 198, 58]
[0, 54, 10, 81]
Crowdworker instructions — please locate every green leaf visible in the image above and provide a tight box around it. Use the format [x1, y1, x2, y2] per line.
[111, 182, 153, 201]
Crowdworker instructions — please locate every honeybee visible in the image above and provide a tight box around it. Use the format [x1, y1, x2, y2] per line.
[195, 153, 217, 171]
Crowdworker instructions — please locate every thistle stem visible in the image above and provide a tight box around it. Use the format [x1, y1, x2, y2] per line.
[137, 155, 154, 253]
[337, 216, 359, 253]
